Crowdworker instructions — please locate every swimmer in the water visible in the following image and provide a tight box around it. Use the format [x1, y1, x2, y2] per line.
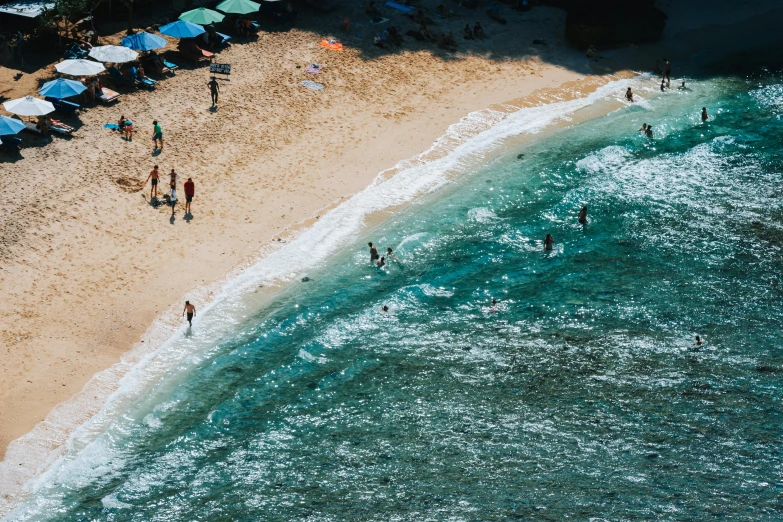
[386, 247, 400, 262]
[645, 125, 653, 138]
[376, 256, 385, 268]
[694, 335, 703, 346]
[638, 123, 648, 132]
[544, 233, 554, 251]
[701, 107, 708, 122]
[578, 205, 587, 224]
[381, 305, 389, 312]
[490, 298, 498, 312]
[625, 87, 634, 102]
[369, 242, 379, 263]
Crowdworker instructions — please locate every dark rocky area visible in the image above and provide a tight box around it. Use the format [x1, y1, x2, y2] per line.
[544, 0, 667, 49]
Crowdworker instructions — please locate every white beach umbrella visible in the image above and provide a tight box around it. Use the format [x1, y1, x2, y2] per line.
[55, 59, 106, 76]
[3, 96, 55, 117]
[89, 45, 139, 63]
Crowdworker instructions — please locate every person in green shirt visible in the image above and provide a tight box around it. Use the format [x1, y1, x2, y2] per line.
[152, 120, 163, 151]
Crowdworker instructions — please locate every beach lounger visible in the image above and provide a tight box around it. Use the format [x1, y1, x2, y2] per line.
[129, 67, 157, 89]
[215, 32, 232, 47]
[46, 120, 75, 135]
[64, 44, 88, 60]
[97, 87, 121, 105]
[162, 59, 179, 72]
[0, 136, 22, 152]
[108, 66, 139, 88]
[23, 121, 42, 135]
[385, 1, 414, 12]
[44, 96, 81, 114]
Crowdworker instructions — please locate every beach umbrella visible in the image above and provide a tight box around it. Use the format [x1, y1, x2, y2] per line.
[217, 0, 261, 14]
[89, 45, 139, 63]
[0, 115, 25, 136]
[159, 20, 207, 39]
[121, 31, 168, 52]
[179, 7, 225, 24]
[55, 59, 106, 76]
[38, 78, 87, 99]
[3, 96, 55, 117]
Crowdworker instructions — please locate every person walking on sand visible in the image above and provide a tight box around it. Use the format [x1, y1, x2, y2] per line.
[146, 164, 160, 199]
[578, 205, 588, 224]
[169, 168, 178, 215]
[184, 177, 195, 214]
[208, 77, 220, 106]
[701, 107, 708, 122]
[152, 120, 163, 151]
[625, 87, 634, 102]
[544, 233, 554, 251]
[369, 242, 379, 263]
[183, 300, 196, 327]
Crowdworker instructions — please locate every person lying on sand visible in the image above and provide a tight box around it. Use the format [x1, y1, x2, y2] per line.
[473, 22, 487, 39]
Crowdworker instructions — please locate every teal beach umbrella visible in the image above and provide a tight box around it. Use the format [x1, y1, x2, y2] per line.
[217, 0, 261, 14]
[179, 7, 225, 24]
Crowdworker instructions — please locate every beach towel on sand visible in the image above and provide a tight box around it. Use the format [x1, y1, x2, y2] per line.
[319, 39, 343, 51]
[301, 80, 324, 90]
[385, 1, 413, 12]
[104, 123, 119, 130]
[370, 17, 390, 25]
[306, 63, 324, 75]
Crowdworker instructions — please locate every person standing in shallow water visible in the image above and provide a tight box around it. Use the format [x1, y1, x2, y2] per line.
[544, 233, 554, 251]
[645, 125, 653, 138]
[368, 242, 379, 263]
[701, 107, 708, 122]
[578, 205, 587, 224]
[183, 301, 196, 327]
[625, 87, 634, 102]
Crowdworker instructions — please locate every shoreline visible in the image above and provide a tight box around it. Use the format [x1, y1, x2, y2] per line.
[0, 68, 645, 514]
[2, 0, 781, 513]
[1, 1, 592, 497]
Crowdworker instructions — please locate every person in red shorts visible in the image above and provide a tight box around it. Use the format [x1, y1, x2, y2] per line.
[184, 177, 195, 215]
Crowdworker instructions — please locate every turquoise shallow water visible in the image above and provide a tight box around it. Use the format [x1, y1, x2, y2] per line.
[8, 72, 783, 521]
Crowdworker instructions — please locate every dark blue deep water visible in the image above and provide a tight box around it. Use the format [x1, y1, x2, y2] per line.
[8, 73, 783, 521]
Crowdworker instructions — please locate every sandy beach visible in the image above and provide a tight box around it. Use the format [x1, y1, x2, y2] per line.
[0, 1, 594, 462]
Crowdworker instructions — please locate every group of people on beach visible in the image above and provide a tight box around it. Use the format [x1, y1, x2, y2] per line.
[145, 165, 195, 215]
[115, 118, 164, 151]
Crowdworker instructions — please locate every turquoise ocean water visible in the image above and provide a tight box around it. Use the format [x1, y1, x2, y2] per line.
[5, 71, 783, 520]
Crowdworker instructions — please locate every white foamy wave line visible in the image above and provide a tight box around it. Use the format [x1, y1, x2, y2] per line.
[0, 74, 638, 520]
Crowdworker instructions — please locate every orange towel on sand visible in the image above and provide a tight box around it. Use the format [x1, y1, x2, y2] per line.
[319, 39, 343, 51]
